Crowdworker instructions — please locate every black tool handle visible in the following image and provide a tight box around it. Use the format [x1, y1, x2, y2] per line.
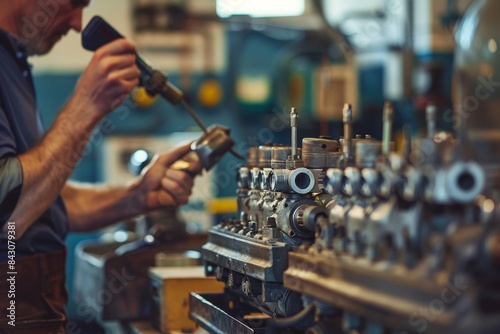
[82, 15, 122, 51]
[82, 16, 155, 77]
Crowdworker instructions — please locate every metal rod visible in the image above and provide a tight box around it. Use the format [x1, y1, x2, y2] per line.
[290, 107, 299, 159]
[181, 99, 243, 159]
[181, 99, 208, 133]
[343, 103, 353, 159]
[230, 148, 244, 159]
[382, 102, 393, 154]
[426, 104, 436, 139]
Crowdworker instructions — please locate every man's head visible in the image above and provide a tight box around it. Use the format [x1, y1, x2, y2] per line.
[0, 0, 90, 55]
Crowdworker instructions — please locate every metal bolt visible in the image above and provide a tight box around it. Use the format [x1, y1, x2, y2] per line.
[266, 216, 277, 227]
[242, 278, 252, 296]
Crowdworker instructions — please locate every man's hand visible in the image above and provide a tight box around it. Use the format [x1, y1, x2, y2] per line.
[73, 38, 140, 115]
[10, 38, 139, 236]
[134, 143, 203, 211]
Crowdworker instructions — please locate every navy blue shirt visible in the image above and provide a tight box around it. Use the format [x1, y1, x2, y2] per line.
[0, 29, 68, 258]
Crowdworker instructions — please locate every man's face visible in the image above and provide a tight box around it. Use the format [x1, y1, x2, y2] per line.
[20, 0, 90, 55]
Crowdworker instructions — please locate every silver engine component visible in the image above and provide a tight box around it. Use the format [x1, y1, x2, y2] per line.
[189, 99, 500, 334]
[283, 105, 495, 334]
[201, 108, 338, 325]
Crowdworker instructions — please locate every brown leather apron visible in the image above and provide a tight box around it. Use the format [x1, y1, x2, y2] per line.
[0, 248, 68, 333]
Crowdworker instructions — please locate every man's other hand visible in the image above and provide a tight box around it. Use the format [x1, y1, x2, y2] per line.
[133, 143, 203, 211]
[74, 38, 140, 115]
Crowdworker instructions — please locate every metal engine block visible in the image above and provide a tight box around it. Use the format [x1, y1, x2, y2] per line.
[190, 103, 500, 334]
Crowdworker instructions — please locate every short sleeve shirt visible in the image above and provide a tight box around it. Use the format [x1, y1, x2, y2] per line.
[0, 29, 68, 258]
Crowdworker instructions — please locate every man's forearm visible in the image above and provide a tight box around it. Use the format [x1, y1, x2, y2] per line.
[61, 143, 200, 232]
[6, 98, 101, 237]
[61, 180, 144, 232]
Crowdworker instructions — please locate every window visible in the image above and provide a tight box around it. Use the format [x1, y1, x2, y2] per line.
[217, 0, 305, 18]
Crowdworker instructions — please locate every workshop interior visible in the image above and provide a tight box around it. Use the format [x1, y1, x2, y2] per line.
[31, 0, 500, 333]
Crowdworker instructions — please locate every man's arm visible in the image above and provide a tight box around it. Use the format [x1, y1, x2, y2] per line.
[61, 182, 138, 232]
[62, 143, 200, 232]
[4, 39, 139, 237]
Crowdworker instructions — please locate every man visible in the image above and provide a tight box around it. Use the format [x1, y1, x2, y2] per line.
[0, 0, 201, 332]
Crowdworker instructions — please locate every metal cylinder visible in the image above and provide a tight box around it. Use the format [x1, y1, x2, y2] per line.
[250, 168, 261, 190]
[270, 168, 315, 194]
[355, 141, 382, 168]
[237, 167, 250, 189]
[257, 145, 274, 168]
[191, 125, 235, 170]
[302, 137, 338, 168]
[296, 205, 328, 232]
[260, 168, 273, 190]
[270, 170, 287, 192]
[446, 161, 485, 203]
[342, 167, 361, 196]
[325, 168, 344, 195]
[360, 168, 379, 197]
[289, 168, 315, 194]
[247, 147, 259, 168]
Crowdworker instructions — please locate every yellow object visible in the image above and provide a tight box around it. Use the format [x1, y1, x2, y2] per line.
[207, 197, 238, 214]
[198, 78, 223, 108]
[394, 130, 405, 154]
[149, 266, 224, 333]
[236, 75, 270, 103]
[132, 86, 158, 108]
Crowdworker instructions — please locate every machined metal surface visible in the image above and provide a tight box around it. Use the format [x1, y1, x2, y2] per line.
[189, 125, 235, 170]
[284, 251, 500, 334]
[302, 137, 339, 168]
[192, 95, 500, 334]
[202, 226, 290, 282]
[189, 292, 267, 334]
